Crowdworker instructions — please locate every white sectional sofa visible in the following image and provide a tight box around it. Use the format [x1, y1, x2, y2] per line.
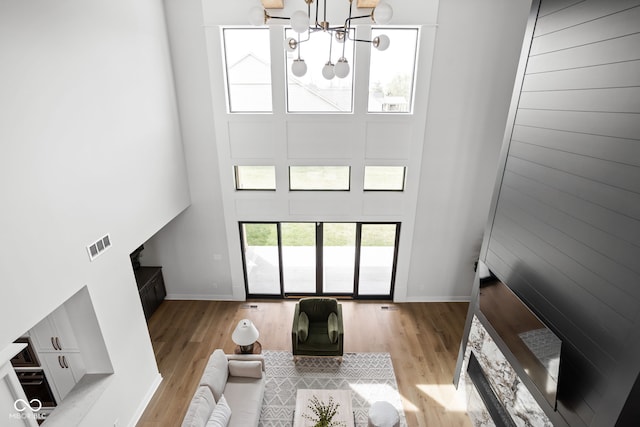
[181, 349, 266, 427]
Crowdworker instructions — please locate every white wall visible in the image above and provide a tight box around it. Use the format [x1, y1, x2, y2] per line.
[406, 0, 532, 300]
[148, 0, 531, 302]
[147, 0, 440, 301]
[140, 0, 234, 300]
[0, 0, 190, 425]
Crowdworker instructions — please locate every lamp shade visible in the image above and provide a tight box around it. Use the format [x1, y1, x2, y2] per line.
[232, 319, 259, 346]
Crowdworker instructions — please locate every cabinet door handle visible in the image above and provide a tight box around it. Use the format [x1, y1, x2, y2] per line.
[56, 337, 62, 351]
[51, 337, 58, 350]
[58, 355, 64, 368]
[63, 355, 69, 369]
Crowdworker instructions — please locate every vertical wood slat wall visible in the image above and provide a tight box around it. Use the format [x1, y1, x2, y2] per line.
[482, 0, 640, 426]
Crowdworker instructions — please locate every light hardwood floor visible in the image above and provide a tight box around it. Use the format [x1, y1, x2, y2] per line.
[137, 300, 473, 427]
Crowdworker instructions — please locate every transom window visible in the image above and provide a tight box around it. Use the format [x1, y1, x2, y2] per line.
[364, 166, 406, 191]
[289, 166, 350, 190]
[234, 166, 276, 190]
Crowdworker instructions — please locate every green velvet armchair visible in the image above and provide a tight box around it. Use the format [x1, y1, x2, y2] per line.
[291, 297, 344, 360]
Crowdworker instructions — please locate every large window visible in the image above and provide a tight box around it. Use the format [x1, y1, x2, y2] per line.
[368, 28, 419, 113]
[285, 28, 355, 113]
[240, 222, 399, 298]
[222, 28, 272, 113]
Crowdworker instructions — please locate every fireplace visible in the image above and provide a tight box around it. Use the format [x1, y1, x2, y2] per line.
[467, 352, 516, 427]
[462, 316, 554, 427]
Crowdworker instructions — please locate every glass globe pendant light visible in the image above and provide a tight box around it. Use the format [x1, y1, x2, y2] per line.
[372, 1, 393, 24]
[373, 34, 390, 51]
[333, 30, 349, 79]
[247, 0, 394, 82]
[289, 34, 307, 77]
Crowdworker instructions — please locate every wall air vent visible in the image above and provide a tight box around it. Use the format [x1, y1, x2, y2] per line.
[87, 234, 112, 261]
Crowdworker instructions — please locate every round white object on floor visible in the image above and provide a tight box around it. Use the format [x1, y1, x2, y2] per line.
[368, 401, 400, 427]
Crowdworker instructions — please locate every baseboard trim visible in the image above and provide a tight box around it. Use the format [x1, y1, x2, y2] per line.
[128, 372, 163, 427]
[403, 296, 471, 303]
[165, 294, 236, 301]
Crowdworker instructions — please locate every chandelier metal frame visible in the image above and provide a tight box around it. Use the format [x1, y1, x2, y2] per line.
[249, 0, 393, 79]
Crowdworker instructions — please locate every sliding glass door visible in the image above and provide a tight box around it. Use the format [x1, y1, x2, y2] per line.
[240, 222, 399, 298]
[282, 222, 316, 294]
[241, 223, 281, 295]
[358, 224, 399, 295]
[322, 223, 356, 294]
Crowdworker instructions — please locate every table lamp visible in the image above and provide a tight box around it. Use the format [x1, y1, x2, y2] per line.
[232, 319, 259, 353]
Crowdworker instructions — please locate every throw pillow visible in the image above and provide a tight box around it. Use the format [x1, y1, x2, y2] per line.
[228, 360, 263, 379]
[206, 395, 232, 427]
[182, 386, 216, 427]
[200, 349, 228, 401]
[298, 311, 309, 342]
[327, 312, 339, 343]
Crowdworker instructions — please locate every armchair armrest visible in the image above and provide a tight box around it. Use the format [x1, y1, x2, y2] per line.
[292, 303, 301, 349]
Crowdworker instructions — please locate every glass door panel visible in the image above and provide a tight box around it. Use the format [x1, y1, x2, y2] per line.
[358, 224, 397, 295]
[322, 223, 356, 294]
[282, 222, 316, 294]
[242, 223, 281, 295]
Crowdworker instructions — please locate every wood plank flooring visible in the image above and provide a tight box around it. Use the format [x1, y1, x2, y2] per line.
[136, 300, 472, 427]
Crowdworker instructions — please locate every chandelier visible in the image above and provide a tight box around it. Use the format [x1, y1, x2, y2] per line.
[249, 0, 393, 80]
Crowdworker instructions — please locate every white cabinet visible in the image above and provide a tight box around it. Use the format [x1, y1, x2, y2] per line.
[29, 305, 85, 403]
[30, 305, 79, 352]
[38, 353, 86, 402]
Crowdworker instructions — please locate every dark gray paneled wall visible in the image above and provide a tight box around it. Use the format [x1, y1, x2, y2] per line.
[482, 0, 640, 426]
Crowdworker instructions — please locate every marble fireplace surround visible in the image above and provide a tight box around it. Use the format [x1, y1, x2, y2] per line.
[461, 315, 554, 427]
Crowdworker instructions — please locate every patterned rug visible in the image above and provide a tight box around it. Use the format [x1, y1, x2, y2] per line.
[259, 351, 407, 427]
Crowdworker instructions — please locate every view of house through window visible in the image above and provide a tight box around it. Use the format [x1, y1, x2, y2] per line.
[221, 26, 419, 114]
[285, 28, 355, 113]
[222, 28, 272, 112]
[240, 222, 399, 298]
[368, 28, 419, 113]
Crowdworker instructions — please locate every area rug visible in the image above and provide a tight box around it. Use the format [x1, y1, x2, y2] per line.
[259, 350, 407, 427]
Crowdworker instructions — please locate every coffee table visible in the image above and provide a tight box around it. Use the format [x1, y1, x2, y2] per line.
[293, 389, 354, 427]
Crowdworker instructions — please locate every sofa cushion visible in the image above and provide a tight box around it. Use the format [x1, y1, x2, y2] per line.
[224, 376, 266, 427]
[182, 386, 216, 427]
[228, 360, 262, 379]
[206, 395, 231, 427]
[328, 312, 339, 343]
[298, 311, 309, 342]
[200, 349, 228, 401]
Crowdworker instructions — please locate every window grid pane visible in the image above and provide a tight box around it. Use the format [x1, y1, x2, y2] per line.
[289, 166, 350, 190]
[285, 28, 355, 113]
[368, 28, 419, 113]
[364, 166, 406, 191]
[223, 28, 272, 113]
[234, 166, 276, 190]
